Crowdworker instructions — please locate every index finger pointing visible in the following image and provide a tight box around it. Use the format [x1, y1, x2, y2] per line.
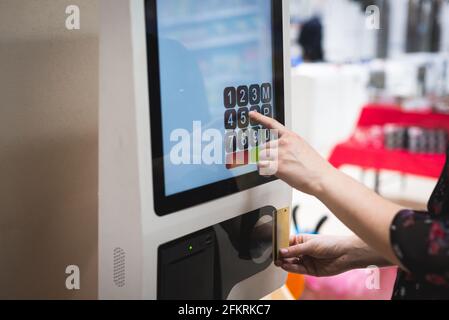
[249, 111, 286, 134]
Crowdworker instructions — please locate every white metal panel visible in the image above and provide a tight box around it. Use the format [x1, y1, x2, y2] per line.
[99, 0, 292, 300]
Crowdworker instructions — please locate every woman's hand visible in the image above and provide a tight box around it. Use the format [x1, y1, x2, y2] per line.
[276, 235, 392, 277]
[249, 111, 335, 196]
[276, 234, 356, 277]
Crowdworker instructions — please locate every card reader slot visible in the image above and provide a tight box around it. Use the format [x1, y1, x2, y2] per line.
[168, 248, 209, 266]
[158, 206, 285, 299]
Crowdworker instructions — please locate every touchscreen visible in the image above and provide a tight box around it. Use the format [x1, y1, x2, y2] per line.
[156, 0, 275, 196]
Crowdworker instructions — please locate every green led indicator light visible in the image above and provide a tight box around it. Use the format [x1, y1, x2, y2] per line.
[188, 245, 193, 251]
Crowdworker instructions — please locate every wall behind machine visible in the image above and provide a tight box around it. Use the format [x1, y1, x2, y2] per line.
[0, 0, 99, 299]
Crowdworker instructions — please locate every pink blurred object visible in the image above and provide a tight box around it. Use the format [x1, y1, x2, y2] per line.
[301, 267, 397, 300]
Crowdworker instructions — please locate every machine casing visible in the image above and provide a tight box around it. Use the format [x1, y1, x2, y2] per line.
[99, 0, 292, 299]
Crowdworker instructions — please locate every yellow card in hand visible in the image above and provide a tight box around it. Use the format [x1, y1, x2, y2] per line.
[273, 207, 290, 261]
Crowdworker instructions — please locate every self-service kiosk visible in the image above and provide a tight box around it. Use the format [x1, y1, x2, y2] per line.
[99, 0, 292, 300]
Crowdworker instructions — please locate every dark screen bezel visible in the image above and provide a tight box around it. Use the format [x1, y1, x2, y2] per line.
[145, 0, 285, 216]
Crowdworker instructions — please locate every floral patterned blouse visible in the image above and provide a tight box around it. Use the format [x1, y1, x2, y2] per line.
[390, 150, 449, 300]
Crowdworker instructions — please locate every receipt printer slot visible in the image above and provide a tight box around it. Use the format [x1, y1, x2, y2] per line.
[158, 229, 216, 300]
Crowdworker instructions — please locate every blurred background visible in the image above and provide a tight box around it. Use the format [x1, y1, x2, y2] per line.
[0, 0, 449, 299]
[287, 0, 449, 300]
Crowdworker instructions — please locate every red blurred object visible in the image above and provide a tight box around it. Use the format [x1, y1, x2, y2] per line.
[329, 104, 448, 178]
[226, 150, 249, 170]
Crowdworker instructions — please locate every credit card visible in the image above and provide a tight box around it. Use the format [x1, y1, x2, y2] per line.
[273, 207, 290, 261]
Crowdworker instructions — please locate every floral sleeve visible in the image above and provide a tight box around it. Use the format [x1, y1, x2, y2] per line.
[390, 209, 449, 285]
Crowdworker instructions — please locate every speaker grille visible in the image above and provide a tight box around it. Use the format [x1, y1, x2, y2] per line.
[113, 248, 126, 288]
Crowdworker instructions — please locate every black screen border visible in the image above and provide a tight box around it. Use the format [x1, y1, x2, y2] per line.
[145, 0, 285, 216]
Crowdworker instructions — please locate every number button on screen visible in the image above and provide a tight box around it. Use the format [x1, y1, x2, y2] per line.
[249, 84, 261, 105]
[261, 83, 272, 103]
[225, 131, 237, 154]
[237, 86, 249, 107]
[263, 127, 271, 143]
[224, 109, 237, 130]
[224, 87, 236, 109]
[249, 126, 261, 147]
[237, 129, 249, 151]
[237, 107, 250, 129]
[249, 105, 261, 126]
[261, 104, 273, 118]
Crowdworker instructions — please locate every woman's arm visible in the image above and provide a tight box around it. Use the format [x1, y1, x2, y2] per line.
[315, 166, 405, 267]
[249, 111, 405, 267]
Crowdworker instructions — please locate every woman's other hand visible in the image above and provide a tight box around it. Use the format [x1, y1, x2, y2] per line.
[276, 234, 392, 277]
[276, 234, 356, 277]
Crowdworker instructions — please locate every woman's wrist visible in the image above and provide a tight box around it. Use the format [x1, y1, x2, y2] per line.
[310, 163, 341, 198]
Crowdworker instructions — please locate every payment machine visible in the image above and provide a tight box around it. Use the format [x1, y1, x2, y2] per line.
[99, 0, 292, 299]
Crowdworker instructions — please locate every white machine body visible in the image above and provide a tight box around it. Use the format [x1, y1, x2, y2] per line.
[99, 0, 292, 300]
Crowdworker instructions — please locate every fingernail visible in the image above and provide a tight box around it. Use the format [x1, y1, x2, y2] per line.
[280, 249, 288, 255]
